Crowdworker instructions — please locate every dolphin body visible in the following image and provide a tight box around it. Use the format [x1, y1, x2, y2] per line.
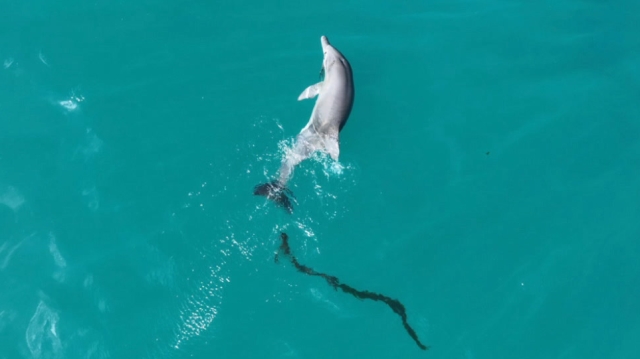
[254, 35, 355, 213]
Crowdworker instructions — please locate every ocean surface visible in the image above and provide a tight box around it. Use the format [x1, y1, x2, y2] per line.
[1, 1, 639, 358]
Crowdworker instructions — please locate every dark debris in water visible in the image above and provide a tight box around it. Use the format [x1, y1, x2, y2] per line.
[276, 232, 429, 351]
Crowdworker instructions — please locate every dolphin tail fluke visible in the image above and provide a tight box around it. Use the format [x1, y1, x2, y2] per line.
[253, 181, 295, 214]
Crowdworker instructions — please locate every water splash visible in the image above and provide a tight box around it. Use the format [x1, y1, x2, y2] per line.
[55, 89, 85, 113]
[171, 262, 227, 350]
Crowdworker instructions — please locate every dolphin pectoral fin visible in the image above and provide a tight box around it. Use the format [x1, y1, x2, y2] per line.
[297, 82, 322, 101]
[323, 136, 340, 161]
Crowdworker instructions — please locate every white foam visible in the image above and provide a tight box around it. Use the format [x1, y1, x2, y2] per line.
[309, 288, 342, 315]
[26, 301, 63, 359]
[38, 51, 50, 67]
[82, 186, 100, 211]
[3, 58, 14, 69]
[59, 99, 77, 111]
[0, 234, 32, 270]
[58, 91, 85, 112]
[48, 233, 67, 268]
[0, 185, 25, 211]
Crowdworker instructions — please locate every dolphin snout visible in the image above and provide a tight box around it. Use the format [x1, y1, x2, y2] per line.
[321, 36, 330, 49]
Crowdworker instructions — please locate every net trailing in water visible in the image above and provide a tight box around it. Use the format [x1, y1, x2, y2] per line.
[275, 232, 429, 351]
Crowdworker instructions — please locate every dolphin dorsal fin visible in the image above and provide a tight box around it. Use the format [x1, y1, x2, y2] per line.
[298, 82, 322, 101]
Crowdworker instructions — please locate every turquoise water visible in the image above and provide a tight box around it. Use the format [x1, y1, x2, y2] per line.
[2, 0, 640, 358]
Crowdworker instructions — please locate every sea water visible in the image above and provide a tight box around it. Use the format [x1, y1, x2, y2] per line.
[1, 1, 639, 358]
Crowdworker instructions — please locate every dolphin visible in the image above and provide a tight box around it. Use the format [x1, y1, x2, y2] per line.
[254, 35, 355, 213]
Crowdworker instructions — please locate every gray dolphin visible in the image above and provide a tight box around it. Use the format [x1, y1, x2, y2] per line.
[254, 35, 355, 213]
